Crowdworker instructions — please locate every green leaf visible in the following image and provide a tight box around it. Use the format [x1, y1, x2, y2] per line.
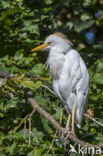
[95, 60, 103, 73]
[74, 20, 95, 32]
[93, 73, 103, 84]
[41, 15, 49, 20]
[90, 60, 103, 73]
[32, 64, 47, 76]
[32, 128, 44, 140]
[19, 32, 27, 39]
[35, 96, 47, 105]
[24, 57, 33, 64]
[21, 80, 42, 90]
[27, 25, 39, 35]
[5, 19, 13, 26]
[34, 147, 43, 156]
[24, 38, 34, 43]
[22, 21, 39, 35]
[95, 136, 103, 144]
[0, 11, 9, 21]
[52, 107, 62, 120]
[44, 0, 53, 4]
[14, 53, 23, 61]
[6, 143, 17, 155]
[80, 13, 92, 21]
[10, 7, 22, 14]
[41, 117, 52, 132]
[2, 1, 10, 8]
[27, 150, 34, 156]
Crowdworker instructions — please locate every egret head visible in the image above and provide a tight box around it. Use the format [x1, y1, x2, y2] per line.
[32, 32, 73, 54]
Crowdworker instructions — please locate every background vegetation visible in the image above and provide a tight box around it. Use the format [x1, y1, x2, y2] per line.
[0, 0, 103, 155]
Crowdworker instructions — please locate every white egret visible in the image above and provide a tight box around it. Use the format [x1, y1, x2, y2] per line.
[32, 32, 89, 134]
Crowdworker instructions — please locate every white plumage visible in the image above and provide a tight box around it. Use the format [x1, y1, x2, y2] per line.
[32, 32, 89, 132]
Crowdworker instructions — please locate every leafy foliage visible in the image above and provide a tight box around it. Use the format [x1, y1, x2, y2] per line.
[0, 0, 103, 155]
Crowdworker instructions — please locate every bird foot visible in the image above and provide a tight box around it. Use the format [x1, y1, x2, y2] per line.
[61, 128, 69, 136]
[60, 128, 76, 149]
[60, 128, 70, 149]
[68, 130, 76, 137]
[66, 125, 70, 131]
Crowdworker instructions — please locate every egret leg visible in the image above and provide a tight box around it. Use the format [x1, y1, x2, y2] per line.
[60, 107, 76, 148]
[66, 114, 71, 129]
[60, 114, 71, 148]
[72, 106, 76, 134]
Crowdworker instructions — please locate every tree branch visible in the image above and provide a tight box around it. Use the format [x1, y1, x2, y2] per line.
[0, 70, 13, 79]
[41, 84, 56, 96]
[84, 114, 103, 127]
[26, 90, 103, 148]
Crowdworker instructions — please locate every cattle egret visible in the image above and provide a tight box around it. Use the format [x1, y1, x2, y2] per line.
[32, 32, 89, 134]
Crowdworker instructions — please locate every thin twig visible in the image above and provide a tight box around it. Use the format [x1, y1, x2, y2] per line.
[46, 131, 58, 155]
[13, 114, 30, 132]
[84, 114, 103, 127]
[28, 109, 35, 146]
[44, 86, 51, 105]
[13, 109, 36, 146]
[46, 108, 64, 154]
[95, 118, 103, 121]
[30, 131, 40, 144]
[41, 84, 56, 96]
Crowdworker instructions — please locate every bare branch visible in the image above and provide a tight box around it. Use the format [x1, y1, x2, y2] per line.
[13, 114, 30, 132]
[41, 84, 56, 96]
[28, 109, 35, 146]
[46, 130, 58, 154]
[84, 114, 103, 127]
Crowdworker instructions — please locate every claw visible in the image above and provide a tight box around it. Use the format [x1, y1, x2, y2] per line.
[60, 128, 76, 149]
[60, 128, 69, 149]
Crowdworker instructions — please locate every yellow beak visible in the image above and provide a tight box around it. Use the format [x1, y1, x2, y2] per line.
[31, 43, 50, 52]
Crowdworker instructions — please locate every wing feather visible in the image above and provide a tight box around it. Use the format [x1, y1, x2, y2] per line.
[67, 50, 82, 90]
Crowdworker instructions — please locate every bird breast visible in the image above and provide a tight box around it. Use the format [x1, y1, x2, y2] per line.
[47, 53, 65, 79]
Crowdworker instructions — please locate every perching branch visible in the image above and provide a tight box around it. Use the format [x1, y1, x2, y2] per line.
[26, 90, 103, 148]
